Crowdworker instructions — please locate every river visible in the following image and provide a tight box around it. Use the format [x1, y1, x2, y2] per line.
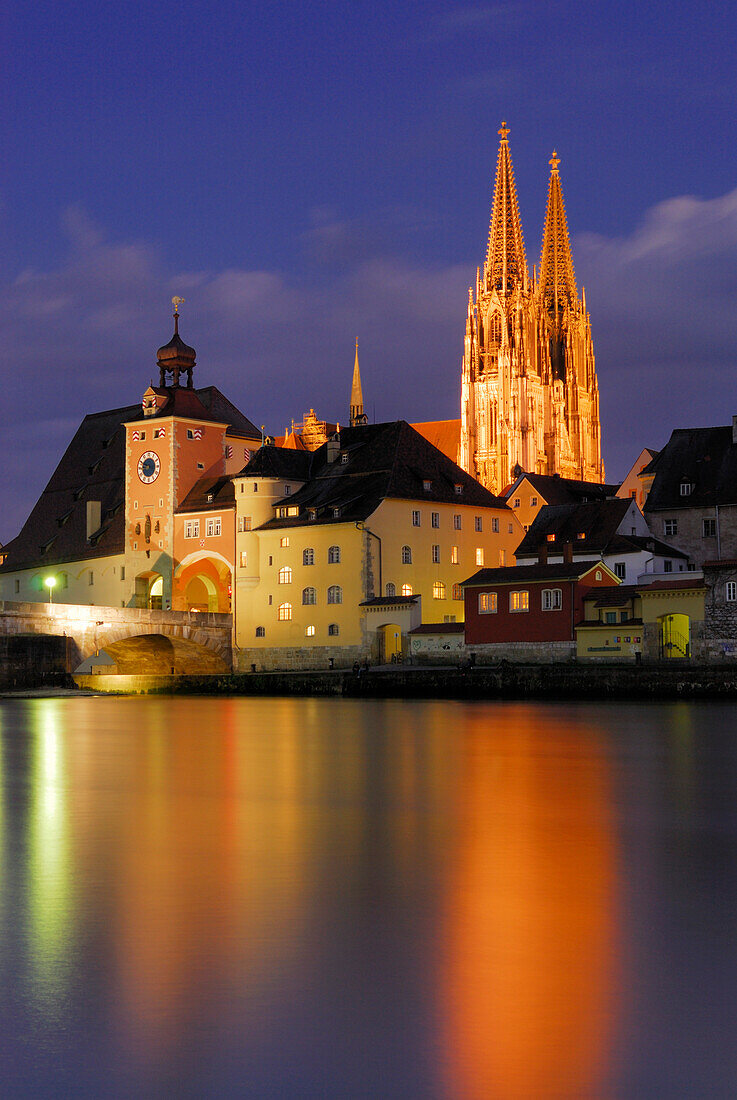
[0, 695, 735, 1098]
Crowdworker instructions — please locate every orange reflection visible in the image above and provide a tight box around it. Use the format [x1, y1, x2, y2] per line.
[441, 706, 618, 1100]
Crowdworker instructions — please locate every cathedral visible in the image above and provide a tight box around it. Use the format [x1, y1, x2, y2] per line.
[459, 123, 604, 495]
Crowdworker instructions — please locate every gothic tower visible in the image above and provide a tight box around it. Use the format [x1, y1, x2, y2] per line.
[460, 124, 603, 493]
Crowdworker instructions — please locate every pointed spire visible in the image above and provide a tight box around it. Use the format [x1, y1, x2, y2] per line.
[350, 339, 367, 427]
[539, 150, 578, 320]
[484, 121, 528, 294]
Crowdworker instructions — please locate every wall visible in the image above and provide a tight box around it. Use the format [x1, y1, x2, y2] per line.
[467, 640, 576, 663]
[646, 504, 737, 567]
[0, 552, 129, 608]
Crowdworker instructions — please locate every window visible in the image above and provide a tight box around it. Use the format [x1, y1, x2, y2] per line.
[205, 517, 221, 537]
[302, 586, 316, 605]
[509, 590, 529, 612]
[577, 531, 586, 540]
[284, 484, 291, 495]
[499, 549, 506, 567]
[475, 548, 484, 566]
[454, 484, 463, 496]
[452, 583, 463, 601]
[703, 518, 717, 538]
[187, 429, 194, 439]
[278, 603, 292, 621]
[664, 519, 678, 536]
[328, 545, 341, 564]
[492, 517, 499, 533]
[253, 483, 259, 492]
[88, 571, 94, 585]
[14, 579, 19, 593]
[542, 588, 562, 610]
[185, 519, 200, 539]
[278, 566, 292, 584]
[621, 611, 629, 622]
[475, 516, 483, 532]
[530, 496, 538, 507]
[412, 510, 421, 526]
[207, 493, 214, 504]
[240, 551, 248, 568]
[386, 582, 396, 597]
[197, 462, 204, 470]
[479, 592, 498, 613]
[137, 431, 146, 441]
[508, 524, 514, 534]
[432, 544, 440, 564]
[433, 581, 446, 600]
[117, 568, 122, 582]
[595, 570, 602, 580]
[614, 562, 626, 579]
[680, 481, 692, 496]
[664, 560, 673, 573]
[453, 514, 462, 530]
[431, 511, 439, 528]
[303, 547, 314, 565]
[726, 582, 737, 602]
[238, 516, 252, 532]
[256, 626, 265, 637]
[546, 533, 556, 543]
[401, 545, 412, 565]
[401, 584, 413, 596]
[308, 509, 317, 521]
[332, 507, 341, 518]
[280, 536, 290, 547]
[605, 611, 617, 624]
[443, 615, 456, 623]
[513, 498, 521, 508]
[305, 625, 315, 637]
[268, 556, 273, 565]
[327, 585, 342, 604]
[423, 480, 432, 492]
[451, 545, 459, 564]
[153, 428, 164, 439]
[328, 623, 339, 636]
[341, 453, 349, 465]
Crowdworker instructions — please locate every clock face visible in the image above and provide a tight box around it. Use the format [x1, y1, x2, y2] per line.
[137, 450, 161, 484]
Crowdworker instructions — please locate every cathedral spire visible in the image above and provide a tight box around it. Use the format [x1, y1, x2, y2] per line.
[350, 339, 367, 426]
[484, 121, 528, 294]
[539, 150, 578, 319]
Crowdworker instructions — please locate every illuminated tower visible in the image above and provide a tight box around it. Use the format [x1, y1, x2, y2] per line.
[350, 339, 367, 427]
[460, 125, 603, 493]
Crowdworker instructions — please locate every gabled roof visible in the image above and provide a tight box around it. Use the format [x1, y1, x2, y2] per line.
[515, 499, 631, 558]
[409, 622, 465, 635]
[177, 475, 234, 514]
[255, 421, 509, 530]
[505, 471, 619, 507]
[411, 420, 461, 464]
[642, 426, 737, 510]
[129, 385, 262, 438]
[461, 560, 612, 587]
[239, 445, 311, 480]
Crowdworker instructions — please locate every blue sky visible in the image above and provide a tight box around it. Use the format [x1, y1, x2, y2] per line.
[1, 1, 737, 539]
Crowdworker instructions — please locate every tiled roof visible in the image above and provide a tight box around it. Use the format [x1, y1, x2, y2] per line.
[515, 499, 631, 558]
[461, 560, 609, 587]
[408, 621, 464, 634]
[591, 586, 638, 606]
[177, 476, 235, 514]
[360, 595, 419, 606]
[637, 578, 705, 592]
[505, 472, 620, 506]
[130, 385, 262, 437]
[643, 426, 737, 509]
[240, 446, 311, 480]
[411, 420, 461, 464]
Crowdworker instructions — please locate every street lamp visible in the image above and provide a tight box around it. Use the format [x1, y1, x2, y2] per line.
[45, 575, 57, 604]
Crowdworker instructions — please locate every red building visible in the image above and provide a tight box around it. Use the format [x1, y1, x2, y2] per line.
[462, 561, 619, 648]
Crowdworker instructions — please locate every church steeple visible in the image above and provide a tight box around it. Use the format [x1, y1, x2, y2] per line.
[350, 339, 367, 426]
[156, 298, 196, 389]
[539, 151, 578, 320]
[484, 122, 528, 294]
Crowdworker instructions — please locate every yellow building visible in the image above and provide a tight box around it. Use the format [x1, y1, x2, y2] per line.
[577, 578, 705, 661]
[459, 124, 604, 494]
[233, 421, 522, 669]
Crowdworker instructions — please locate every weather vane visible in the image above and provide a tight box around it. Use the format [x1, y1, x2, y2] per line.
[172, 296, 185, 314]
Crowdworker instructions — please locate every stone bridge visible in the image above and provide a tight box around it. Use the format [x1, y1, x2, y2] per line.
[0, 600, 233, 674]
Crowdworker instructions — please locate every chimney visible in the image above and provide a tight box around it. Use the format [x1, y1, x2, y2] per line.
[563, 540, 573, 564]
[86, 500, 101, 540]
[537, 541, 548, 565]
[732, 415, 737, 444]
[326, 432, 340, 463]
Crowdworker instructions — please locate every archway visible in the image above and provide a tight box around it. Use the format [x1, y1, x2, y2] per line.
[185, 573, 218, 613]
[134, 571, 165, 610]
[380, 623, 403, 663]
[660, 613, 690, 659]
[173, 552, 232, 613]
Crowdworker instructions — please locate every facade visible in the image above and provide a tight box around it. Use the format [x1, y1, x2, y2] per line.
[459, 124, 604, 495]
[616, 447, 659, 509]
[504, 470, 619, 537]
[577, 579, 706, 662]
[462, 560, 619, 661]
[642, 422, 737, 567]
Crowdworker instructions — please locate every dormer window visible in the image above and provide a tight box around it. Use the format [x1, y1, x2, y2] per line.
[423, 480, 432, 492]
[546, 533, 556, 542]
[284, 484, 291, 495]
[577, 531, 586, 540]
[207, 493, 214, 503]
[308, 508, 317, 521]
[341, 453, 349, 465]
[680, 481, 692, 496]
[333, 507, 341, 518]
[454, 484, 463, 496]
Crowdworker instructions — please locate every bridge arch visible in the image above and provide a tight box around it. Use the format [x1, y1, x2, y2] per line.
[173, 552, 232, 614]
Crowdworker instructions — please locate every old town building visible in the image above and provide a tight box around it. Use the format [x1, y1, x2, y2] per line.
[459, 123, 604, 494]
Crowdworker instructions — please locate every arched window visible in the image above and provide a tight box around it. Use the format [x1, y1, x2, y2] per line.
[401, 584, 413, 596]
[278, 566, 292, 584]
[278, 603, 292, 621]
[489, 310, 502, 346]
[432, 581, 446, 600]
[401, 545, 412, 564]
[327, 585, 342, 604]
[328, 623, 339, 636]
[303, 547, 314, 566]
[302, 586, 316, 605]
[385, 582, 396, 597]
[305, 625, 316, 637]
[328, 545, 341, 564]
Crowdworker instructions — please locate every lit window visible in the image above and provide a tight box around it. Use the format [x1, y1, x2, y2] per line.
[433, 581, 446, 599]
[451, 546, 459, 564]
[664, 519, 678, 536]
[280, 536, 290, 547]
[303, 547, 314, 565]
[479, 592, 497, 614]
[302, 587, 316, 605]
[431, 511, 439, 528]
[240, 550, 247, 568]
[614, 562, 625, 579]
[386, 582, 396, 597]
[278, 603, 292, 621]
[305, 625, 315, 637]
[401, 584, 413, 596]
[509, 590, 529, 612]
[726, 582, 737, 602]
[454, 514, 462, 530]
[499, 549, 506, 567]
[328, 545, 341, 564]
[256, 626, 265, 637]
[475, 548, 484, 566]
[412, 510, 421, 526]
[278, 566, 292, 584]
[452, 583, 462, 600]
[577, 531, 586, 540]
[546, 533, 556, 542]
[327, 585, 342, 604]
[328, 623, 339, 636]
[432, 544, 440, 563]
[475, 516, 483, 532]
[401, 545, 412, 565]
[542, 588, 562, 610]
[703, 518, 716, 538]
[205, 517, 221, 537]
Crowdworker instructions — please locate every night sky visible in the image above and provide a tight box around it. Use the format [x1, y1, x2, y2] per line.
[1, 1, 736, 542]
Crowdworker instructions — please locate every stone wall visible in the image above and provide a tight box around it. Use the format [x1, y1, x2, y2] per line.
[0, 634, 73, 688]
[467, 640, 576, 664]
[234, 642, 369, 672]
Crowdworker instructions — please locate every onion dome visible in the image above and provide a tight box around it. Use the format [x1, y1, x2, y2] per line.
[157, 303, 196, 388]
